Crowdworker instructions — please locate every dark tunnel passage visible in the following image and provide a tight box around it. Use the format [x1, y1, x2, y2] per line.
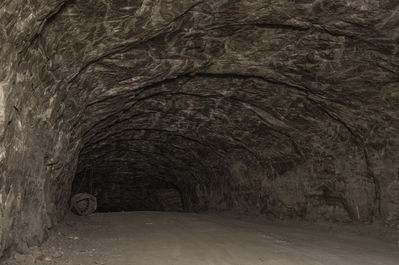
[69, 75, 304, 214]
[69, 73, 386, 219]
[1, 0, 399, 263]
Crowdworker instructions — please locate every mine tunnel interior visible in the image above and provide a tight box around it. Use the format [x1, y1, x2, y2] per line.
[69, 74, 311, 216]
[70, 73, 377, 220]
[1, 0, 399, 264]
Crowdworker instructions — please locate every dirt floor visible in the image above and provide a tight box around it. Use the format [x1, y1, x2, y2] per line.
[3, 211, 399, 265]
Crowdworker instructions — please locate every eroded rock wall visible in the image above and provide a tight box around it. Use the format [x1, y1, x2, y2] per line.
[0, 0, 80, 257]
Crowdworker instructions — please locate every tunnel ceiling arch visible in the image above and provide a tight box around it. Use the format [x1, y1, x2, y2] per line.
[1, 0, 399, 257]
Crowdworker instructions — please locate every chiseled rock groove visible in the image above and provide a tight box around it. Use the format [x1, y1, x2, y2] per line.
[0, 0, 398, 258]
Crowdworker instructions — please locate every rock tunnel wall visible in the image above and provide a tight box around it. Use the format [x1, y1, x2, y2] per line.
[1, 0, 399, 258]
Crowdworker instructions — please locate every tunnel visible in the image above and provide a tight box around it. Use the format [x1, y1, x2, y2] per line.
[1, 0, 399, 264]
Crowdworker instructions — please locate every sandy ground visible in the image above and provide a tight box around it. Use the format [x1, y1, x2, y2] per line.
[4, 211, 399, 265]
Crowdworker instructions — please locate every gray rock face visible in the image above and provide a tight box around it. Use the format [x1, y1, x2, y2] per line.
[0, 0, 399, 258]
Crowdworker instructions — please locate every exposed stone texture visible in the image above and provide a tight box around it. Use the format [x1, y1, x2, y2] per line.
[1, 0, 399, 259]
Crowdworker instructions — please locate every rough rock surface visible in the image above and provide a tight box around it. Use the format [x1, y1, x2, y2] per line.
[0, 0, 399, 259]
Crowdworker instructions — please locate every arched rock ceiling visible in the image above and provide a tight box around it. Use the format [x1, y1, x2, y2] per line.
[20, 0, 399, 214]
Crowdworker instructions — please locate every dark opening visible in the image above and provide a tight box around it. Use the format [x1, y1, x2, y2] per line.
[71, 167, 184, 212]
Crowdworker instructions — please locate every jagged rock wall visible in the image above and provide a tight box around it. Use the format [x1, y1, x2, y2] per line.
[1, 0, 399, 259]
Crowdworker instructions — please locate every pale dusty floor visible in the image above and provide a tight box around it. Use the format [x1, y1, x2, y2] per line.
[5, 211, 399, 265]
